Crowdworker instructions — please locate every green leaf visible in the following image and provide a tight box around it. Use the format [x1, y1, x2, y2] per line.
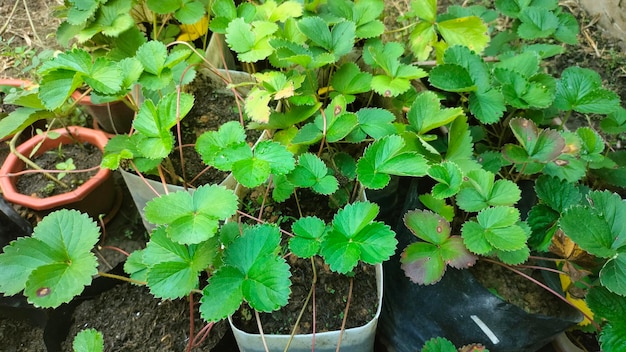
[534, 175, 582, 213]
[196, 121, 249, 170]
[600, 253, 626, 296]
[331, 62, 373, 96]
[601, 108, 626, 135]
[517, 7, 559, 39]
[226, 19, 277, 62]
[442, 45, 490, 91]
[132, 92, 194, 159]
[365, 39, 427, 97]
[407, 91, 465, 134]
[469, 89, 506, 124]
[357, 135, 429, 189]
[586, 286, 626, 324]
[141, 228, 218, 299]
[560, 206, 616, 258]
[427, 161, 463, 199]
[456, 169, 521, 212]
[287, 153, 338, 195]
[321, 202, 397, 273]
[428, 64, 477, 93]
[419, 194, 455, 222]
[554, 66, 621, 114]
[599, 322, 626, 352]
[421, 337, 458, 352]
[0, 210, 99, 308]
[200, 224, 290, 322]
[136, 41, 167, 75]
[72, 329, 104, 352]
[409, 21, 437, 61]
[527, 204, 559, 251]
[404, 209, 451, 245]
[233, 140, 295, 187]
[554, 12, 579, 44]
[144, 185, 238, 244]
[354, 108, 396, 140]
[462, 207, 528, 254]
[411, 0, 437, 22]
[290, 216, 327, 258]
[445, 115, 479, 171]
[437, 16, 489, 54]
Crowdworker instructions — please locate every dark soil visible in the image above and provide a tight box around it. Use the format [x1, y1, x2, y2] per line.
[160, 74, 262, 188]
[235, 187, 379, 335]
[469, 260, 564, 317]
[61, 283, 227, 352]
[0, 316, 46, 352]
[232, 257, 378, 335]
[16, 142, 101, 198]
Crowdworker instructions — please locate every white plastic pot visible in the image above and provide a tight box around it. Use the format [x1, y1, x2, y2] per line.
[228, 263, 383, 352]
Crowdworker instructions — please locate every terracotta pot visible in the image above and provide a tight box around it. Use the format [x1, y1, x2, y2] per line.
[0, 126, 119, 221]
[0, 78, 33, 89]
[71, 91, 134, 134]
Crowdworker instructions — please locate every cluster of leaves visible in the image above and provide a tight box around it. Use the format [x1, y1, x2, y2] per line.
[0, 40, 195, 141]
[56, 0, 211, 51]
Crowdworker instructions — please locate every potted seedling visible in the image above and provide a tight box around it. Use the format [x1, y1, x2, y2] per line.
[374, 1, 626, 351]
[0, 50, 131, 221]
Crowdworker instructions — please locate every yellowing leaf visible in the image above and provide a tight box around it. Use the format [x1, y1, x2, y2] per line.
[559, 274, 594, 326]
[177, 15, 209, 41]
[437, 16, 489, 54]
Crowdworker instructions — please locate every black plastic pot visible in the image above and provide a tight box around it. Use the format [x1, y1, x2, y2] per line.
[376, 179, 583, 352]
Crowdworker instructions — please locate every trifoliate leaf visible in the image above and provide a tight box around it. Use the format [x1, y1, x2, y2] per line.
[290, 216, 327, 258]
[144, 185, 238, 244]
[0, 210, 99, 308]
[517, 7, 559, 39]
[196, 121, 249, 170]
[456, 169, 521, 212]
[357, 135, 429, 189]
[287, 153, 338, 195]
[141, 227, 218, 299]
[321, 202, 396, 273]
[427, 161, 463, 199]
[554, 66, 621, 114]
[407, 91, 465, 134]
[200, 224, 290, 322]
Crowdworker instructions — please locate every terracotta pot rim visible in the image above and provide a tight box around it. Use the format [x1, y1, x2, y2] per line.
[0, 126, 111, 210]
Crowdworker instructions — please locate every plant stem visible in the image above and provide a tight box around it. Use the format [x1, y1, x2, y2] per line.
[8, 130, 69, 189]
[336, 277, 354, 352]
[98, 245, 130, 257]
[187, 292, 195, 352]
[284, 258, 318, 352]
[255, 309, 270, 352]
[0, 0, 19, 35]
[97, 271, 146, 286]
[481, 258, 601, 332]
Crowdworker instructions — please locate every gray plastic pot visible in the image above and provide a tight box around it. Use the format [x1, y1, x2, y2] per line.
[228, 263, 382, 352]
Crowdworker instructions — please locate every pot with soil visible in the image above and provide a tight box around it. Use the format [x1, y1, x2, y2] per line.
[106, 69, 261, 233]
[377, 179, 584, 352]
[71, 90, 136, 135]
[214, 186, 387, 352]
[0, 126, 119, 221]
